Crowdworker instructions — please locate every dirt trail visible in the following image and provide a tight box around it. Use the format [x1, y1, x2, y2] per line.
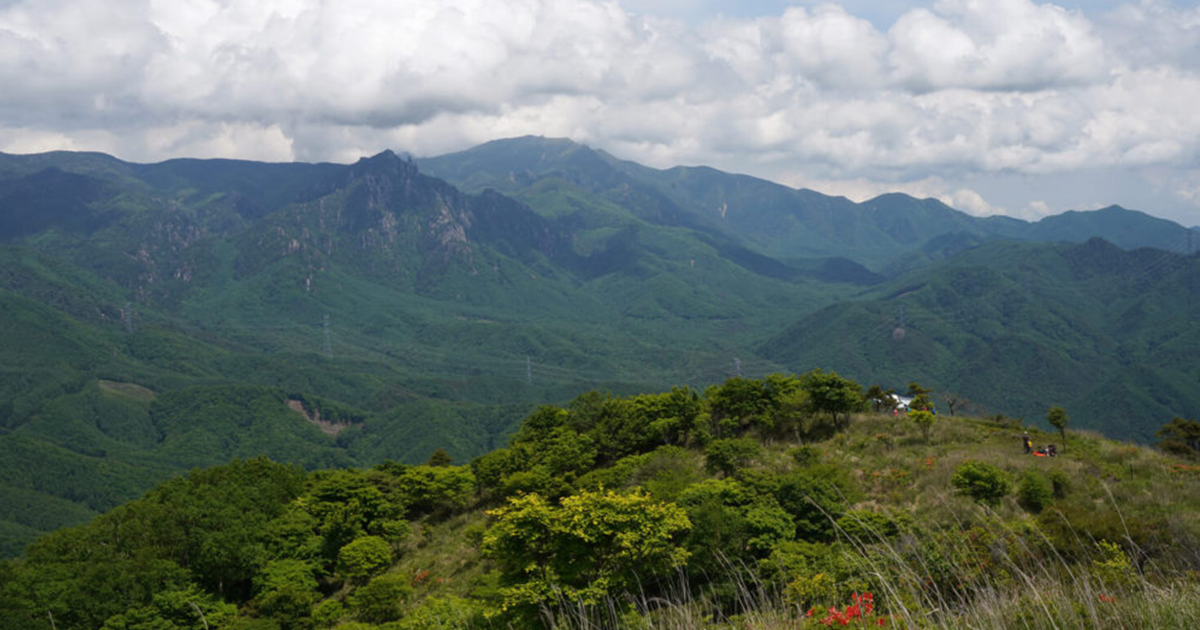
[286, 399, 350, 438]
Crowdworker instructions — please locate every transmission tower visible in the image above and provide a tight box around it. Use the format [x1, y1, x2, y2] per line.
[892, 305, 906, 340]
[322, 314, 332, 359]
[733, 357, 742, 378]
[526, 356, 532, 384]
[122, 302, 133, 334]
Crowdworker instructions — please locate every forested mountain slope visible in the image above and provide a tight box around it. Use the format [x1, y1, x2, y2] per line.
[760, 238, 1200, 442]
[1, 139, 1198, 557]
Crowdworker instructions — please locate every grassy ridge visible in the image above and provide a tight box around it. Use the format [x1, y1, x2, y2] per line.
[2, 375, 1198, 629]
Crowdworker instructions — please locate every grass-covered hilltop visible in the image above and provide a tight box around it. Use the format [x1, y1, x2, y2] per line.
[4, 372, 1199, 630]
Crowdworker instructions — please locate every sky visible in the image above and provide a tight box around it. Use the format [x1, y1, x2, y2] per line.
[2, 0, 1200, 226]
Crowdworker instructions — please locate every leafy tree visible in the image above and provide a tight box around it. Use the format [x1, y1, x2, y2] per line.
[426, 448, 453, 467]
[565, 391, 610, 433]
[265, 508, 323, 565]
[254, 560, 319, 630]
[951, 462, 1010, 506]
[470, 447, 520, 494]
[773, 468, 853, 541]
[149, 458, 307, 600]
[741, 502, 796, 553]
[769, 386, 812, 441]
[799, 369, 863, 429]
[677, 479, 793, 573]
[704, 437, 762, 476]
[388, 465, 476, 517]
[395, 596, 484, 630]
[500, 465, 571, 499]
[255, 559, 318, 595]
[706, 377, 776, 437]
[527, 426, 598, 477]
[337, 536, 394, 584]
[630, 387, 703, 446]
[589, 397, 654, 462]
[296, 469, 406, 564]
[907, 382, 932, 398]
[348, 572, 411, 623]
[1156, 417, 1200, 460]
[311, 600, 346, 628]
[99, 585, 234, 630]
[1047, 406, 1069, 451]
[863, 385, 895, 414]
[481, 489, 690, 614]
[909, 409, 935, 443]
[512, 404, 571, 444]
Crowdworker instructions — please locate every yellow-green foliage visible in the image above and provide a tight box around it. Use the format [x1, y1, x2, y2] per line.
[481, 488, 691, 616]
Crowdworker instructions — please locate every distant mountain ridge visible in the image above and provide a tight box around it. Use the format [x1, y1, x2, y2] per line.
[419, 136, 1197, 266]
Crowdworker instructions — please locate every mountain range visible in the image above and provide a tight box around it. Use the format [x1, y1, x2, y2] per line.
[1, 135, 1197, 556]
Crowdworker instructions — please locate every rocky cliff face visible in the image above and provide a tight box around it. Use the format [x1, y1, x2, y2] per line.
[236, 150, 573, 294]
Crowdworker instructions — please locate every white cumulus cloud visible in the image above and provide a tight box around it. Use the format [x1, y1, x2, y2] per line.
[1, 0, 1199, 224]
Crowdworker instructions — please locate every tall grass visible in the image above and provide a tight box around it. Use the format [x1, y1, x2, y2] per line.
[532, 500, 1200, 630]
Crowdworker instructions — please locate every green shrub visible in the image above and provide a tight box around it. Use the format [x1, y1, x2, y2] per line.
[704, 438, 762, 476]
[1047, 469, 1071, 498]
[910, 409, 935, 442]
[395, 596, 485, 630]
[836, 508, 912, 540]
[1017, 470, 1053, 513]
[348, 572, 411, 624]
[789, 445, 819, 466]
[311, 600, 345, 628]
[338, 536, 393, 583]
[951, 461, 1011, 506]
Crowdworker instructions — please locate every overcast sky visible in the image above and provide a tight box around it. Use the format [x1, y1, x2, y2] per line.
[2, 0, 1199, 226]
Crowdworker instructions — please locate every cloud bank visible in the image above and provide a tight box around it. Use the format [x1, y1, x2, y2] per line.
[2, 0, 1199, 222]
